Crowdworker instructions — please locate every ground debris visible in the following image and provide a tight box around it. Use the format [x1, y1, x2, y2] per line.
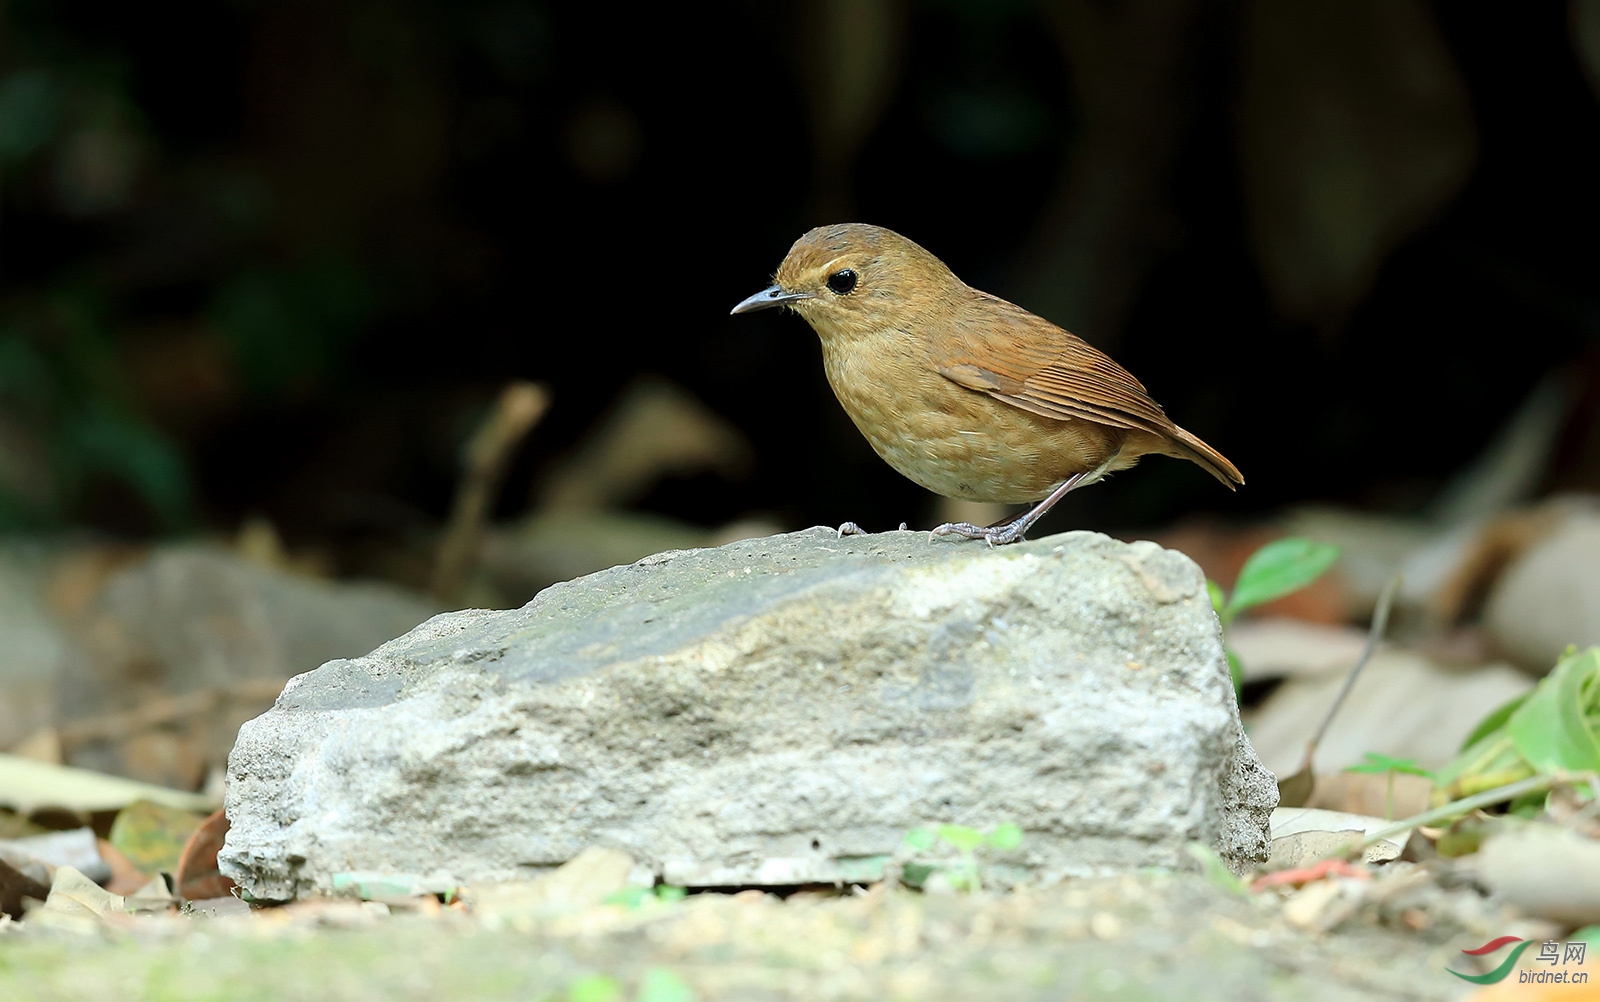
[0, 868, 1533, 1001]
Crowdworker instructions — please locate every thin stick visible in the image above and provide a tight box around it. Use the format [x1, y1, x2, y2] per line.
[56, 679, 290, 745]
[1354, 772, 1570, 853]
[1287, 773, 1573, 871]
[1299, 572, 1404, 772]
[431, 382, 550, 604]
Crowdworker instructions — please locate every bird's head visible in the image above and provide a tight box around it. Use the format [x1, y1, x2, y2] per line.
[729, 223, 963, 341]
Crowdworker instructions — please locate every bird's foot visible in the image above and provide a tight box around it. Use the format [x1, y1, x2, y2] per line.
[838, 522, 910, 537]
[929, 521, 1027, 547]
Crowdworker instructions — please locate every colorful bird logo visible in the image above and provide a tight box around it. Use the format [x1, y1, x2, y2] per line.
[1448, 937, 1535, 984]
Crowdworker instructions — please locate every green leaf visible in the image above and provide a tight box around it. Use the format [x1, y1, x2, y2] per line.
[903, 827, 936, 851]
[1207, 579, 1226, 616]
[601, 886, 651, 909]
[107, 800, 206, 874]
[1184, 843, 1246, 895]
[0, 71, 62, 160]
[1224, 538, 1340, 617]
[900, 862, 935, 888]
[636, 968, 693, 1002]
[1342, 752, 1434, 779]
[568, 975, 622, 1002]
[1459, 692, 1529, 752]
[986, 823, 1023, 851]
[604, 884, 686, 909]
[64, 403, 192, 527]
[935, 824, 984, 853]
[1507, 647, 1600, 774]
[1343, 757, 1392, 775]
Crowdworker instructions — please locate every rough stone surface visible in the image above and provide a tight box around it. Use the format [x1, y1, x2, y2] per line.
[220, 528, 1276, 901]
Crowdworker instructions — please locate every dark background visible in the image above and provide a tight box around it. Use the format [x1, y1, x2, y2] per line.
[1, 0, 1597, 582]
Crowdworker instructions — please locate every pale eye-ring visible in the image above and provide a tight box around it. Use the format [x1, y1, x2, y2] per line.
[826, 269, 858, 295]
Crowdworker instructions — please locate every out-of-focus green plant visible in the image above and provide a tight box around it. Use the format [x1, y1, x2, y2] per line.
[0, 30, 384, 532]
[1207, 537, 1341, 694]
[0, 45, 198, 531]
[902, 822, 1022, 893]
[210, 254, 376, 398]
[1184, 843, 1248, 895]
[1432, 646, 1600, 806]
[601, 884, 686, 910]
[0, 291, 190, 529]
[1342, 753, 1434, 820]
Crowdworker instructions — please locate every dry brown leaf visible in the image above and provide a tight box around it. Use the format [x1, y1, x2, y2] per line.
[174, 809, 234, 902]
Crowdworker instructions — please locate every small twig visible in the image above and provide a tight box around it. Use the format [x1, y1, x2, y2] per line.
[1304, 573, 1403, 765]
[56, 679, 290, 746]
[1276, 573, 1403, 806]
[1354, 772, 1575, 853]
[1250, 858, 1367, 892]
[431, 382, 550, 605]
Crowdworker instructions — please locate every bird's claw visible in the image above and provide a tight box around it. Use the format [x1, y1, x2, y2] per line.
[929, 521, 1027, 546]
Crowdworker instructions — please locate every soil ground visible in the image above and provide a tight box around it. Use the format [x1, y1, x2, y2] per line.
[0, 871, 1503, 1001]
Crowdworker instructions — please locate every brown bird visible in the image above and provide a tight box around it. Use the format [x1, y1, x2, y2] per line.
[731, 223, 1242, 545]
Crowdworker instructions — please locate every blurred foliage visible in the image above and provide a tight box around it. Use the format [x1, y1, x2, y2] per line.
[0, 1, 1588, 552]
[1236, 0, 1476, 324]
[210, 255, 375, 398]
[1434, 646, 1600, 804]
[901, 822, 1022, 892]
[0, 2, 390, 532]
[1208, 537, 1341, 693]
[0, 38, 189, 529]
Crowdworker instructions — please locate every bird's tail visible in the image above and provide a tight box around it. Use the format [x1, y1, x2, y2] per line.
[1167, 425, 1244, 489]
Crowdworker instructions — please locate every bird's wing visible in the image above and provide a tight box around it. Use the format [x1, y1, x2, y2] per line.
[933, 291, 1177, 436]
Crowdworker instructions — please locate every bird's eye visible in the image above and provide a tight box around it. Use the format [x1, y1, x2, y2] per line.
[826, 269, 858, 295]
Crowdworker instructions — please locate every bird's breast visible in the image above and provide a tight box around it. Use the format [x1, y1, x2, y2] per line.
[818, 331, 1109, 503]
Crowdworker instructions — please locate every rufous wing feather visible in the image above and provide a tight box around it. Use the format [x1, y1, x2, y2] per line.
[933, 291, 1243, 488]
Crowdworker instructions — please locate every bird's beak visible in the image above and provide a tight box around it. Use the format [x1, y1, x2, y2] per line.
[730, 284, 812, 315]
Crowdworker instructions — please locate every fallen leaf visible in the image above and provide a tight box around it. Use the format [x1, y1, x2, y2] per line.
[96, 838, 149, 896]
[11, 727, 62, 765]
[0, 857, 49, 920]
[0, 752, 213, 815]
[174, 809, 234, 901]
[109, 799, 206, 875]
[124, 874, 177, 915]
[25, 865, 128, 933]
[0, 828, 108, 884]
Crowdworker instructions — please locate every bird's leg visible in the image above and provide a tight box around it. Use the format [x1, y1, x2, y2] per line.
[930, 451, 1120, 546]
[984, 508, 1029, 530]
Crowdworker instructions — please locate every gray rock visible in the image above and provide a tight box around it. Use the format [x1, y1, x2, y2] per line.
[61, 545, 440, 720]
[1484, 511, 1600, 671]
[220, 528, 1276, 901]
[1480, 823, 1600, 925]
[0, 827, 108, 884]
[58, 545, 440, 784]
[0, 541, 69, 749]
